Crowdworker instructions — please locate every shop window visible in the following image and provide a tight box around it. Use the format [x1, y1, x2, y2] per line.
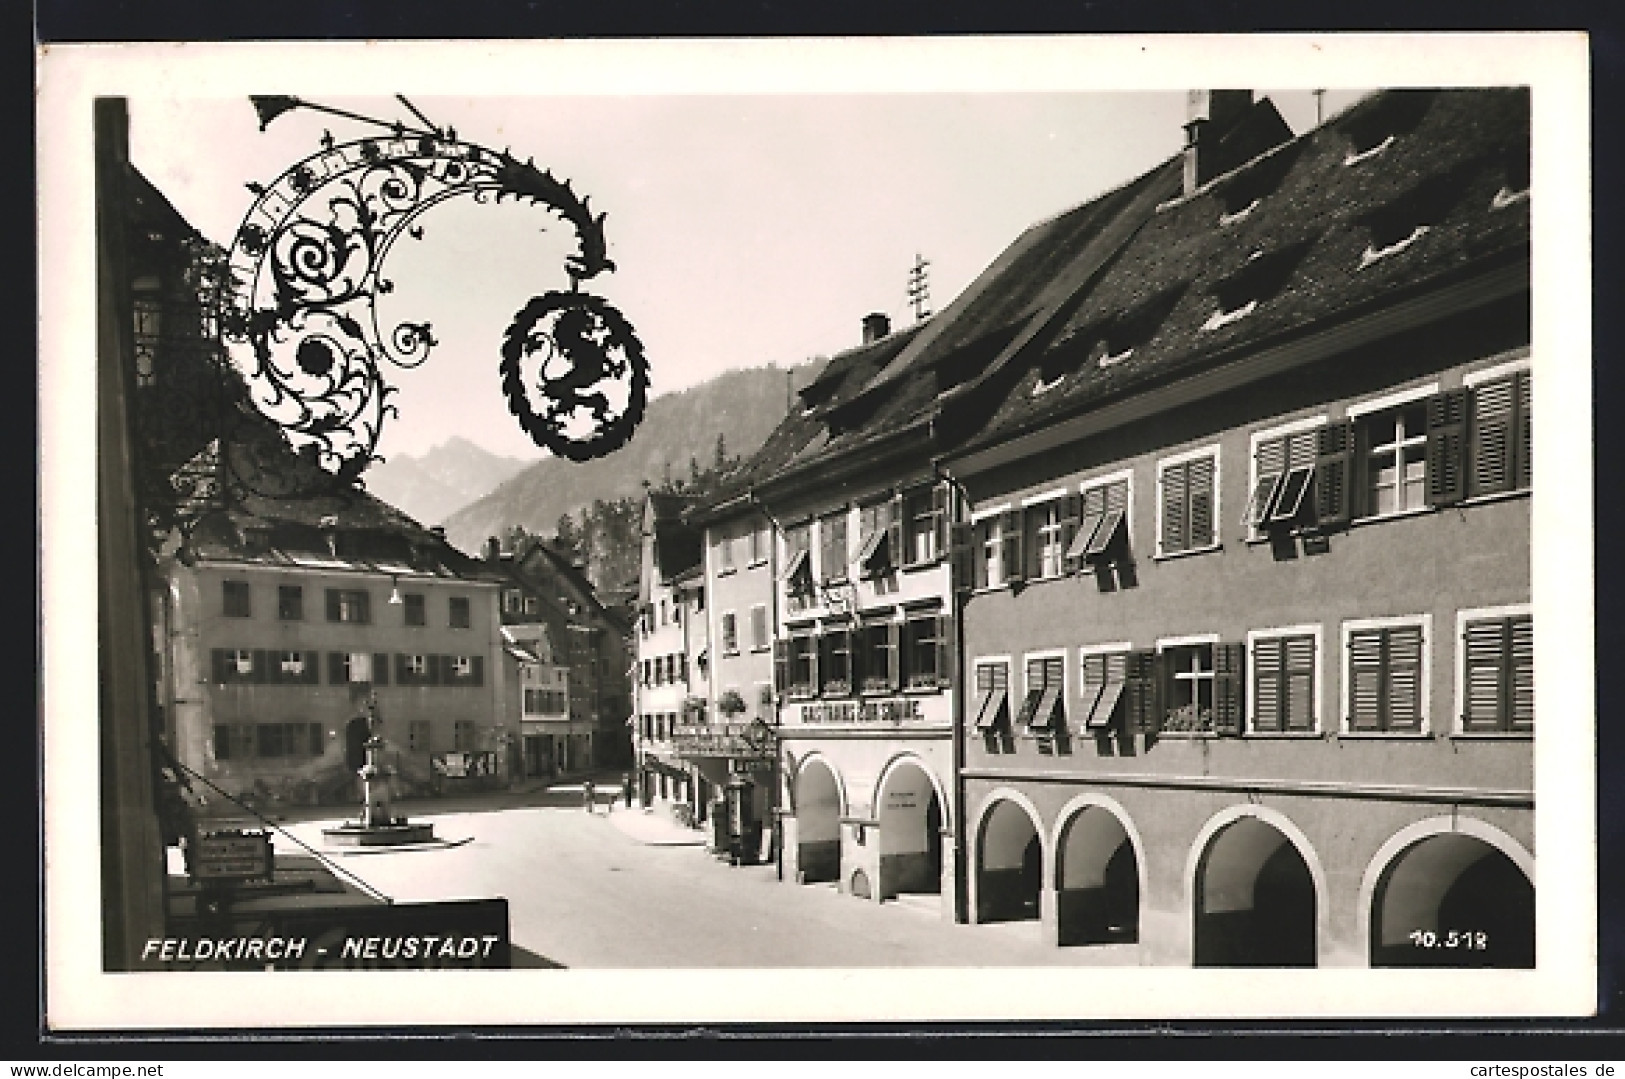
[1250, 631, 1318, 733]
[971, 660, 1010, 731]
[1345, 620, 1427, 733]
[1018, 655, 1066, 732]
[1079, 650, 1129, 731]
[1157, 450, 1218, 556]
[449, 596, 471, 629]
[326, 588, 371, 625]
[1461, 611, 1533, 733]
[277, 585, 303, 621]
[223, 580, 252, 618]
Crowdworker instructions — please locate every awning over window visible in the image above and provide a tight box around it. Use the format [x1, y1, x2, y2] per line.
[1085, 510, 1125, 559]
[972, 687, 1008, 730]
[1067, 512, 1104, 560]
[854, 527, 889, 574]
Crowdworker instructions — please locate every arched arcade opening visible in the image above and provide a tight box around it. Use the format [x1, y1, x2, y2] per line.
[1370, 832, 1534, 968]
[1056, 804, 1140, 946]
[1194, 815, 1317, 967]
[976, 798, 1043, 923]
[876, 759, 943, 900]
[794, 759, 842, 885]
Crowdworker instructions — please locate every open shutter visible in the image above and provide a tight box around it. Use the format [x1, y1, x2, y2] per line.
[1468, 377, 1516, 496]
[1059, 493, 1081, 572]
[395, 653, 411, 684]
[1426, 389, 1469, 506]
[1125, 650, 1163, 733]
[251, 649, 269, 684]
[773, 639, 788, 695]
[931, 482, 950, 562]
[949, 522, 976, 592]
[364, 653, 384, 686]
[471, 655, 485, 686]
[886, 493, 905, 571]
[885, 623, 900, 691]
[1000, 509, 1025, 584]
[1514, 370, 1532, 490]
[935, 614, 953, 689]
[325, 588, 341, 622]
[211, 649, 229, 684]
[326, 652, 344, 685]
[1347, 628, 1385, 731]
[1314, 420, 1357, 528]
[1213, 642, 1246, 736]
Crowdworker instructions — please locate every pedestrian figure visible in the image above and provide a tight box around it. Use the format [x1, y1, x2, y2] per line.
[622, 772, 633, 808]
[583, 779, 596, 814]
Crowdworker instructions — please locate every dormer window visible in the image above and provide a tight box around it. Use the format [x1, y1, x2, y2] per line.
[1344, 134, 1394, 167]
[1339, 89, 1433, 166]
[1357, 168, 1463, 269]
[1218, 198, 1260, 227]
[1214, 140, 1304, 225]
[1201, 245, 1308, 334]
[1031, 369, 1067, 397]
[1493, 147, 1531, 209]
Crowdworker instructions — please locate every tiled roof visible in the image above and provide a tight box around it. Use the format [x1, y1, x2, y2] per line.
[948, 88, 1530, 455]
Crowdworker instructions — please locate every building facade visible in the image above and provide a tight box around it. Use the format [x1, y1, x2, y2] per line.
[156, 503, 509, 809]
[634, 493, 707, 814]
[938, 88, 1532, 966]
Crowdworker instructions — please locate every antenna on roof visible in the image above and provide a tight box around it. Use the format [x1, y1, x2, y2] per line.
[786, 368, 794, 415]
[1313, 89, 1327, 126]
[906, 253, 932, 323]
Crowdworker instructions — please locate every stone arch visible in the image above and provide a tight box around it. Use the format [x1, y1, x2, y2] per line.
[873, 752, 949, 901]
[1187, 804, 1326, 967]
[1053, 793, 1146, 946]
[1360, 817, 1534, 968]
[792, 754, 846, 885]
[971, 787, 1047, 924]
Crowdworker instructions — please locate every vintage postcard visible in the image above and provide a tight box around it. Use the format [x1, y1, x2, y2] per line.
[38, 33, 1595, 1030]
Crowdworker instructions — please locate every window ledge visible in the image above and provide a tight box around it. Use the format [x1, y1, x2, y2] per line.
[971, 583, 1012, 597]
[1448, 730, 1534, 741]
[1460, 488, 1531, 510]
[1152, 543, 1223, 563]
[747, 559, 768, 569]
[1244, 730, 1326, 740]
[1336, 730, 1434, 740]
[1350, 505, 1432, 528]
[720, 649, 740, 658]
[900, 559, 943, 575]
[716, 567, 737, 577]
[1153, 730, 1218, 739]
[903, 684, 946, 696]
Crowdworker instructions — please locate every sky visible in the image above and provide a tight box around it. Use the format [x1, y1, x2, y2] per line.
[127, 88, 1367, 461]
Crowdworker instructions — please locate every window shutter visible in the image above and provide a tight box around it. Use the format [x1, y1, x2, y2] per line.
[1314, 420, 1356, 528]
[886, 493, 905, 570]
[1468, 377, 1516, 496]
[325, 588, 341, 622]
[1386, 624, 1424, 731]
[1000, 509, 1025, 584]
[773, 639, 788, 695]
[358, 591, 372, 625]
[949, 521, 976, 592]
[1161, 462, 1188, 553]
[299, 652, 318, 685]
[1188, 456, 1216, 548]
[395, 653, 409, 684]
[368, 653, 386, 686]
[471, 655, 485, 686]
[1213, 642, 1245, 736]
[1515, 370, 1532, 491]
[251, 649, 269, 684]
[1426, 389, 1469, 506]
[1347, 629, 1386, 731]
[1059, 493, 1082, 572]
[1125, 650, 1163, 733]
[885, 623, 901, 691]
[1510, 615, 1534, 730]
[931, 482, 950, 561]
[1284, 635, 1316, 732]
[1253, 638, 1283, 732]
[1462, 619, 1508, 731]
[209, 648, 227, 684]
[323, 652, 340, 685]
[935, 614, 953, 689]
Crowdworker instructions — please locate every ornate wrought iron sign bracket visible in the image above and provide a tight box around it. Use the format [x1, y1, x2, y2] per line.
[222, 94, 649, 485]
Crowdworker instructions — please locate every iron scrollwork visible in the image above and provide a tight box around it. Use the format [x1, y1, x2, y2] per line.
[222, 95, 649, 484]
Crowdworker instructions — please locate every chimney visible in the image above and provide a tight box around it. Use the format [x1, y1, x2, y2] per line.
[484, 535, 501, 562]
[1184, 90, 1254, 195]
[862, 312, 891, 345]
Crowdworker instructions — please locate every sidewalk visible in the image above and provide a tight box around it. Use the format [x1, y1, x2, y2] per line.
[599, 802, 707, 847]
